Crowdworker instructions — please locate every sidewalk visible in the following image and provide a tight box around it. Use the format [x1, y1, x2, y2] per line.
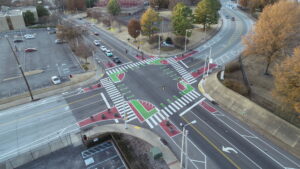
[84, 124, 181, 169]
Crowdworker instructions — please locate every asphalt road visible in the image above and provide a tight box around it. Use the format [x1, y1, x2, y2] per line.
[0, 0, 299, 168]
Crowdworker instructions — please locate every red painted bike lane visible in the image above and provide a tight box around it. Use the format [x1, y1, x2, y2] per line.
[175, 51, 198, 61]
[199, 101, 217, 113]
[160, 120, 181, 137]
[191, 63, 218, 78]
[78, 107, 121, 127]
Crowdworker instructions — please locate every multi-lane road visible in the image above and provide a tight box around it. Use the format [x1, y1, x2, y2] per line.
[0, 0, 299, 168]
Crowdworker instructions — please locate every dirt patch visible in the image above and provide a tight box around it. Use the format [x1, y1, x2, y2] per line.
[112, 133, 169, 169]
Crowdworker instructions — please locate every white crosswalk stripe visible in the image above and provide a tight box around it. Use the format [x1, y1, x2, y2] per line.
[192, 90, 201, 96]
[157, 111, 166, 120]
[145, 119, 154, 128]
[167, 57, 196, 84]
[171, 103, 180, 110]
[174, 101, 183, 108]
[168, 105, 176, 113]
[177, 99, 186, 106]
[153, 114, 162, 123]
[164, 107, 173, 115]
[161, 109, 170, 117]
[100, 78, 135, 121]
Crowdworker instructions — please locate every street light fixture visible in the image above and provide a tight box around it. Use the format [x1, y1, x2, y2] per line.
[184, 29, 192, 53]
[180, 120, 197, 169]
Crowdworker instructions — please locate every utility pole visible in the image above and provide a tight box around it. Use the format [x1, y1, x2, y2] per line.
[5, 36, 34, 101]
[180, 120, 197, 168]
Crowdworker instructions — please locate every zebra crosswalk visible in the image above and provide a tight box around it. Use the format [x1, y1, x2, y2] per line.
[167, 58, 197, 84]
[106, 57, 160, 75]
[100, 78, 136, 121]
[145, 90, 202, 128]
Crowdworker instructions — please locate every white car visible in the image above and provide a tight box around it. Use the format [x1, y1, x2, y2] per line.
[94, 40, 100, 46]
[51, 76, 61, 85]
[100, 45, 107, 52]
[24, 34, 35, 39]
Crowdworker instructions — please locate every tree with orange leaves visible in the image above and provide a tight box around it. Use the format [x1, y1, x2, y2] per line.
[243, 1, 300, 75]
[273, 46, 300, 116]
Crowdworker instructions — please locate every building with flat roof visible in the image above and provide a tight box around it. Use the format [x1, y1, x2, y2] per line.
[0, 6, 38, 32]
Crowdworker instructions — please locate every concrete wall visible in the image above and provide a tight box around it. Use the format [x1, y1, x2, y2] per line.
[0, 16, 9, 32]
[9, 14, 26, 30]
[202, 72, 300, 156]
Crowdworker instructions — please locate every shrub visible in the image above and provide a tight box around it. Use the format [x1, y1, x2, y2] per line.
[82, 64, 89, 71]
[225, 62, 240, 73]
[165, 37, 173, 44]
[148, 35, 163, 44]
[223, 79, 249, 96]
[173, 36, 187, 49]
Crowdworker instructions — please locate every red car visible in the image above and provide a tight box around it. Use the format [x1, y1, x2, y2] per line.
[24, 48, 37, 52]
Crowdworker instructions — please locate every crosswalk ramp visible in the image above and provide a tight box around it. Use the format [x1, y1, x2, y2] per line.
[145, 90, 202, 128]
[100, 78, 136, 121]
[167, 58, 197, 84]
[106, 57, 160, 75]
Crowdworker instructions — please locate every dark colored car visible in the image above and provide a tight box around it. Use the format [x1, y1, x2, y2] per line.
[14, 39, 23, 43]
[94, 32, 99, 36]
[112, 57, 122, 64]
[231, 17, 235, 21]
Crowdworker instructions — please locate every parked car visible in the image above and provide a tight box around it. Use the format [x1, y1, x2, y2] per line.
[100, 45, 107, 52]
[106, 50, 113, 57]
[48, 30, 56, 34]
[13, 39, 23, 43]
[94, 32, 99, 36]
[55, 39, 64, 44]
[162, 41, 174, 47]
[24, 34, 35, 39]
[231, 17, 235, 21]
[51, 76, 61, 85]
[24, 48, 37, 52]
[112, 57, 122, 64]
[94, 40, 100, 46]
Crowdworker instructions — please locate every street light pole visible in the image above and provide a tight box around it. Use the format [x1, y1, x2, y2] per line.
[206, 46, 212, 78]
[180, 120, 197, 168]
[6, 36, 34, 101]
[184, 29, 192, 53]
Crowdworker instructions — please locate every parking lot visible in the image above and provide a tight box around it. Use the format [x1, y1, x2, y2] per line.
[17, 140, 127, 169]
[0, 29, 83, 98]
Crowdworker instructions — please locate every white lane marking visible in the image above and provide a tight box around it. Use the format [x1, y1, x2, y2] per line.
[145, 119, 154, 128]
[190, 110, 262, 169]
[101, 93, 111, 108]
[179, 98, 205, 116]
[180, 60, 189, 68]
[220, 115, 300, 167]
